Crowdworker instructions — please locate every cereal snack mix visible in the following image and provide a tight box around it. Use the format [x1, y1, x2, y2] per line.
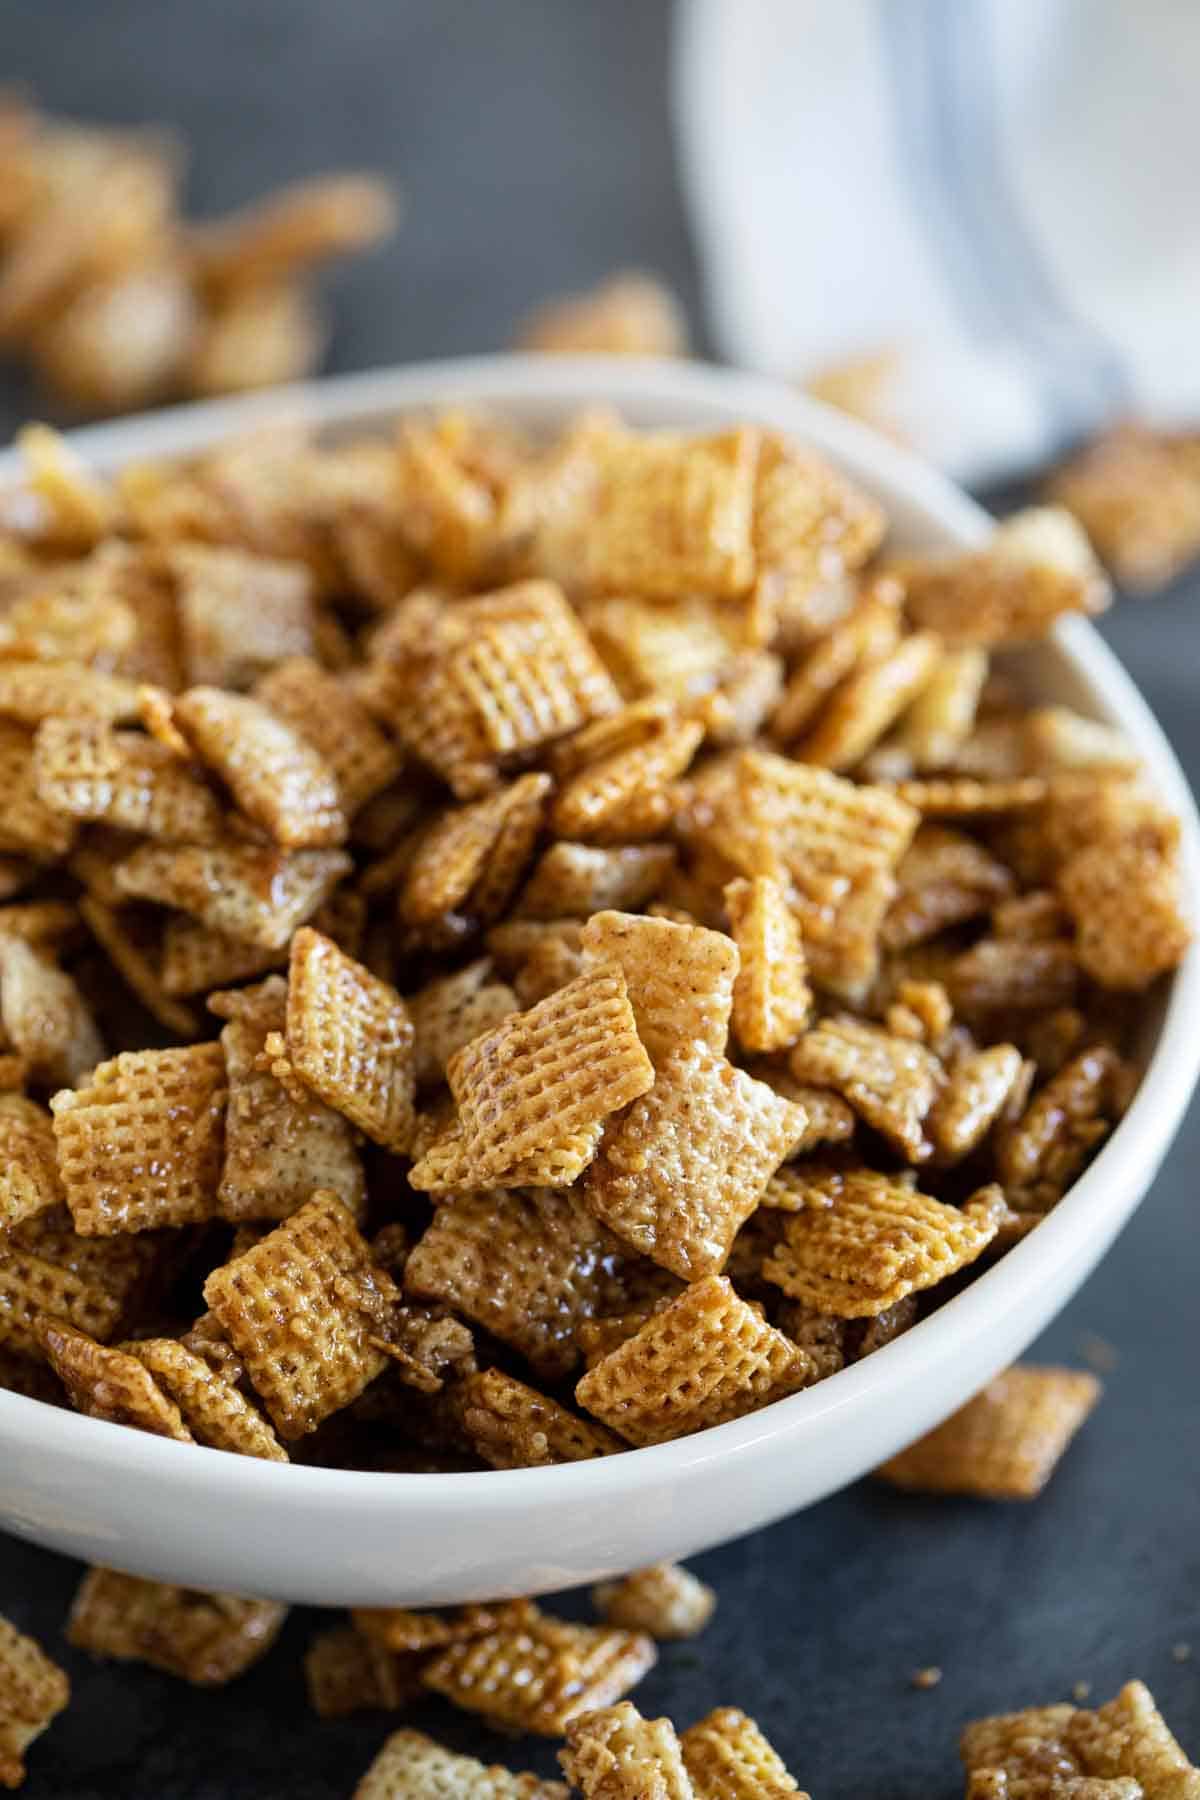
[593, 1564, 717, 1641]
[961, 1679, 1200, 1796]
[0, 399, 1188, 1478]
[0, 1615, 69, 1791]
[877, 1364, 1103, 1499]
[355, 1728, 568, 1800]
[67, 1567, 287, 1686]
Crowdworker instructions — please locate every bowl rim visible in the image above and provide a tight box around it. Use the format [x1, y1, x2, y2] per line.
[2, 350, 1197, 1513]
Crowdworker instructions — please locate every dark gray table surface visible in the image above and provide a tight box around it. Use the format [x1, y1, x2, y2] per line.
[0, 4, 1196, 1795]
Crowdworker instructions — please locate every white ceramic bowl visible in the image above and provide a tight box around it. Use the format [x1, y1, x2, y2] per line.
[2, 356, 1197, 1607]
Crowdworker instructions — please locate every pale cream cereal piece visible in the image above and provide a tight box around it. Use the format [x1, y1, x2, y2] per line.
[593, 1565, 716, 1641]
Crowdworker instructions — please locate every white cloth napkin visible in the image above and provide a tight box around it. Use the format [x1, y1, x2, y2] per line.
[672, 0, 1200, 484]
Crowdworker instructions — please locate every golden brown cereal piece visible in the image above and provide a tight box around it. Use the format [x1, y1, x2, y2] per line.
[407, 961, 518, 1088]
[961, 1701, 1090, 1794]
[551, 425, 758, 601]
[1023, 707, 1139, 778]
[680, 1705, 808, 1800]
[996, 1047, 1123, 1198]
[179, 1312, 246, 1387]
[753, 431, 886, 636]
[168, 543, 316, 690]
[158, 920, 283, 996]
[725, 876, 810, 1053]
[553, 710, 703, 843]
[592, 1565, 716, 1642]
[173, 686, 345, 849]
[560, 1701, 695, 1800]
[14, 424, 116, 545]
[582, 593, 744, 705]
[355, 1727, 568, 1800]
[517, 842, 676, 920]
[411, 1110, 605, 1194]
[353, 1602, 532, 1656]
[0, 902, 79, 954]
[401, 773, 551, 927]
[77, 897, 199, 1038]
[422, 1607, 657, 1736]
[0, 722, 77, 858]
[699, 651, 787, 748]
[0, 1237, 124, 1358]
[1058, 840, 1191, 991]
[518, 271, 688, 356]
[799, 630, 944, 771]
[991, 892, 1071, 943]
[1046, 420, 1200, 592]
[884, 977, 955, 1047]
[882, 824, 1015, 950]
[254, 656, 400, 815]
[405, 1188, 627, 1378]
[749, 1076, 856, 1160]
[950, 939, 1079, 1024]
[1036, 774, 1179, 874]
[33, 1318, 193, 1441]
[68, 825, 144, 907]
[575, 1275, 814, 1447]
[391, 419, 499, 582]
[929, 1044, 1026, 1163]
[120, 841, 350, 951]
[584, 1047, 803, 1280]
[0, 1613, 70, 1792]
[788, 1016, 943, 1162]
[890, 776, 1048, 817]
[580, 910, 738, 1065]
[900, 506, 1109, 646]
[203, 1189, 393, 1438]
[760, 1167, 999, 1316]
[1066, 1680, 1200, 1795]
[67, 1568, 286, 1687]
[0, 934, 102, 1088]
[304, 1627, 427, 1720]
[128, 1337, 287, 1461]
[770, 581, 903, 746]
[32, 709, 220, 842]
[0, 660, 141, 726]
[192, 172, 395, 291]
[0, 1097, 60, 1232]
[187, 280, 325, 397]
[458, 1368, 624, 1469]
[447, 965, 653, 1181]
[893, 646, 989, 772]
[30, 257, 195, 416]
[210, 975, 363, 1222]
[51, 1043, 226, 1235]
[877, 1364, 1102, 1499]
[281, 928, 415, 1152]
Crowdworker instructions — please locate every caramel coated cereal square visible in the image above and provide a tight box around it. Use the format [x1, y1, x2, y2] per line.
[405, 1188, 626, 1378]
[0, 1096, 61, 1233]
[0, 722, 77, 858]
[33, 1318, 193, 1441]
[552, 710, 703, 843]
[78, 897, 200, 1039]
[353, 1602, 531, 1655]
[882, 824, 1015, 951]
[0, 935, 103, 1089]
[211, 976, 363, 1222]
[356, 1728, 568, 1800]
[422, 1608, 657, 1736]
[255, 656, 400, 815]
[593, 1564, 716, 1642]
[681, 1706, 807, 1800]
[407, 960, 518, 1087]
[305, 1628, 427, 1720]
[929, 1043, 1025, 1164]
[877, 1364, 1102, 1499]
[174, 686, 345, 848]
[1066, 1680, 1200, 1794]
[580, 910, 738, 1064]
[517, 842, 676, 920]
[400, 773, 550, 928]
[169, 543, 316, 689]
[960, 1701, 1089, 1793]
[575, 1275, 813, 1447]
[129, 1337, 287, 1461]
[725, 876, 810, 1053]
[789, 1016, 943, 1162]
[447, 965, 653, 1181]
[761, 1168, 999, 1316]
[283, 928, 415, 1152]
[0, 1614, 70, 1792]
[32, 717, 222, 843]
[458, 1368, 624, 1470]
[51, 1043, 226, 1235]
[203, 1189, 393, 1438]
[583, 1047, 802, 1281]
[560, 1702, 694, 1800]
[1058, 839, 1191, 991]
[0, 659, 141, 727]
[120, 841, 350, 952]
[901, 506, 1109, 647]
[67, 1568, 287, 1687]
